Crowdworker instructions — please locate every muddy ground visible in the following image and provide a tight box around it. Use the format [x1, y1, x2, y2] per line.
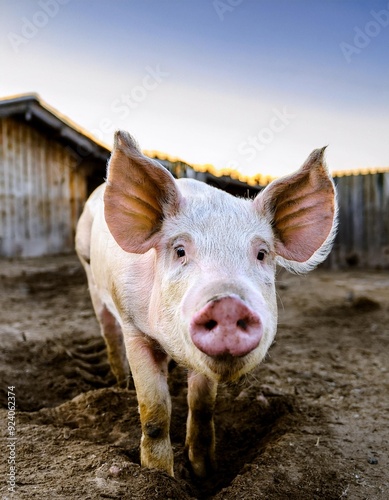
[0, 255, 388, 499]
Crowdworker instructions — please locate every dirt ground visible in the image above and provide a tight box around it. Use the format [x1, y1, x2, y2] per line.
[0, 255, 388, 500]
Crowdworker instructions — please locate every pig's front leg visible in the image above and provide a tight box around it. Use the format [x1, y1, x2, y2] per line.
[186, 371, 218, 477]
[124, 333, 174, 476]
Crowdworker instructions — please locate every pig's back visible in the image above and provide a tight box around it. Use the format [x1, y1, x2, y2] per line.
[75, 183, 106, 264]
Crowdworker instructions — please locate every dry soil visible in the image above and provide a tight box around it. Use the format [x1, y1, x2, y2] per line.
[0, 255, 388, 499]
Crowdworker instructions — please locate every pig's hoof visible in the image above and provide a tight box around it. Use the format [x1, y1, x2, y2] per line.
[112, 366, 132, 389]
[186, 449, 216, 479]
[116, 376, 131, 389]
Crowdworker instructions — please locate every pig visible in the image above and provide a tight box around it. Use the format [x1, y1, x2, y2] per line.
[75, 130, 337, 478]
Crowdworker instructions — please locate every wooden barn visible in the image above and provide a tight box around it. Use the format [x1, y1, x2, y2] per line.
[2, 93, 387, 267]
[0, 94, 110, 258]
[0, 93, 262, 259]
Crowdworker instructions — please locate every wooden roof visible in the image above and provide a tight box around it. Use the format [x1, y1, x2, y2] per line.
[0, 93, 263, 196]
[0, 93, 111, 163]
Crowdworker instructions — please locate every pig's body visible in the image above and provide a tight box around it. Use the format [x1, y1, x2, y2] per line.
[76, 131, 337, 478]
[78, 179, 277, 383]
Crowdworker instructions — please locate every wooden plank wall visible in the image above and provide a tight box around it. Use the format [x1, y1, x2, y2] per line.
[0, 117, 87, 257]
[327, 172, 389, 269]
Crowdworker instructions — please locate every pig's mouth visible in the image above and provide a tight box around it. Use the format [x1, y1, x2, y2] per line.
[212, 353, 238, 363]
[202, 353, 253, 382]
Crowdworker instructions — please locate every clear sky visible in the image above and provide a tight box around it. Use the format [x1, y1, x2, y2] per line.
[1, 0, 388, 178]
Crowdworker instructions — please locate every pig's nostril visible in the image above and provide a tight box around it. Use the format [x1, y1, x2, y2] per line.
[204, 320, 217, 331]
[190, 296, 263, 358]
[236, 319, 247, 331]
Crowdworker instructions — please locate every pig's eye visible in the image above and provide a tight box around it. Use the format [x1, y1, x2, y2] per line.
[175, 247, 186, 259]
[257, 250, 267, 261]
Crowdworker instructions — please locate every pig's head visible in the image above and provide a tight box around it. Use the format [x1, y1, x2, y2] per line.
[104, 131, 337, 382]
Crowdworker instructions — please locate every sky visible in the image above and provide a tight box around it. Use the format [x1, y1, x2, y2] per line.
[1, 0, 388, 178]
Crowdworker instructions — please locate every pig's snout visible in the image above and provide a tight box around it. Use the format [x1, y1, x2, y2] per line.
[190, 295, 263, 357]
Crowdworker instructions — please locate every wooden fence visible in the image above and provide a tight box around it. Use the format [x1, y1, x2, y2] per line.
[327, 171, 389, 269]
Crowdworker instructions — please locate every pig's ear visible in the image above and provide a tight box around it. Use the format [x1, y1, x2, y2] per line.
[254, 147, 337, 273]
[104, 130, 182, 253]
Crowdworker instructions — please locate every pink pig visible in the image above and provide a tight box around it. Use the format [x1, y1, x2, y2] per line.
[76, 131, 337, 478]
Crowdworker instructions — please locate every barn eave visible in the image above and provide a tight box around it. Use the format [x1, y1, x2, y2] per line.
[0, 93, 110, 164]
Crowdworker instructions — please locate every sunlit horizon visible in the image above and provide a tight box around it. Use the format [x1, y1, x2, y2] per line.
[1, 0, 388, 179]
